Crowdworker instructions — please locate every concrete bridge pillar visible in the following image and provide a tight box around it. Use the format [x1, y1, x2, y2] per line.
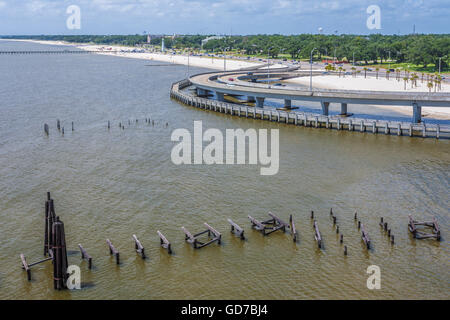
[340, 103, 348, 115]
[412, 103, 422, 123]
[247, 96, 256, 102]
[256, 97, 265, 108]
[216, 92, 225, 102]
[197, 88, 207, 96]
[321, 101, 330, 116]
[284, 99, 292, 109]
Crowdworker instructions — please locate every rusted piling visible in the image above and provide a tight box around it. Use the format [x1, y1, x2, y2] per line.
[354, 212, 357, 220]
[106, 239, 120, 264]
[44, 123, 49, 135]
[311, 211, 314, 219]
[132, 234, 146, 259]
[344, 245, 348, 255]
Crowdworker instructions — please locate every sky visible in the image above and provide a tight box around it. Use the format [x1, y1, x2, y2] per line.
[0, 0, 449, 35]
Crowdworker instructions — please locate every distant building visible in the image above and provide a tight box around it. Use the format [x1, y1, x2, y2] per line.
[161, 38, 165, 52]
[147, 34, 151, 43]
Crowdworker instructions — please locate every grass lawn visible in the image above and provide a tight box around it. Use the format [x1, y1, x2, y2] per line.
[363, 62, 449, 75]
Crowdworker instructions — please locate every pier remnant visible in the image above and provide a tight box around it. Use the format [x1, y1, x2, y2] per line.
[248, 212, 289, 236]
[106, 239, 120, 264]
[157, 231, 173, 254]
[44, 124, 49, 135]
[360, 223, 371, 249]
[408, 215, 440, 240]
[227, 219, 245, 240]
[289, 215, 298, 242]
[182, 223, 222, 249]
[313, 220, 322, 249]
[78, 244, 92, 269]
[132, 234, 146, 259]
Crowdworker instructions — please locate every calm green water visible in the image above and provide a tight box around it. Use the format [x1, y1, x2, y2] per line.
[0, 41, 449, 300]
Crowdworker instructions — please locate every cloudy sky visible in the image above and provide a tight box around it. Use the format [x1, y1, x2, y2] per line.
[0, 0, 448, 35]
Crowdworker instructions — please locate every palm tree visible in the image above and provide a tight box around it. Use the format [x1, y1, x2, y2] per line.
[403, 77, 409, 90]
[338, 66, 343, 78]
[386, 70, 391, 80]
[421, 73, 424, 83]
[427, 82, 433, 93]
[363, 67, 368, 79]
[351, 67, 356, 77]
[396, 69, 401, 81]
[375, 67, 380, 79]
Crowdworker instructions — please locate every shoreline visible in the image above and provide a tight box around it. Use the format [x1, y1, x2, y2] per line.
[3, 39, 449, 120]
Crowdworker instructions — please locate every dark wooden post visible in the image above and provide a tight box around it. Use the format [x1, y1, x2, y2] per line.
[52, 217, 68, 290]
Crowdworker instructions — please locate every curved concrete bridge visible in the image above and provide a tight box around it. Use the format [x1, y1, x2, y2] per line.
[189, 65, 450, 123]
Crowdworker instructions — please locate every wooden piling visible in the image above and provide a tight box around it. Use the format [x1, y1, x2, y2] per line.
[354, 212, 357, 220]
[360, 223, 371, 249]
[157, 230, 172, 254]
[78, 244, 92, 269]
[20, 254, 31, 281]
[106, 239, 120, 264]
[132, 235, 146, 259]
[44, 123, 49, 135]
[57, 119, 61, 131]
[344, 245, 348, 255]
[227, 219, 245, 240]
[311, 210, 314, 219]
[52, 217, 68, 290]
[289, 215, 298, 242]
[71, 122, 74, 131]
[313, 220, 322, 249]
[340, 234, 343, 243]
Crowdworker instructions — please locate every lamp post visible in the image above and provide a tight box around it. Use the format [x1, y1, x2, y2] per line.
[267, 46, 273, 88]
[223, 47, 230, 71]
[439, 55, 447, 75]
[187, 50, 190, 78]
[310, 48, 317, 91]
[388, 50, 391, 70]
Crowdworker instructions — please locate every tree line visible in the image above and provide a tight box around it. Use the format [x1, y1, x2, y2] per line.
[2, 34, 449, 71]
